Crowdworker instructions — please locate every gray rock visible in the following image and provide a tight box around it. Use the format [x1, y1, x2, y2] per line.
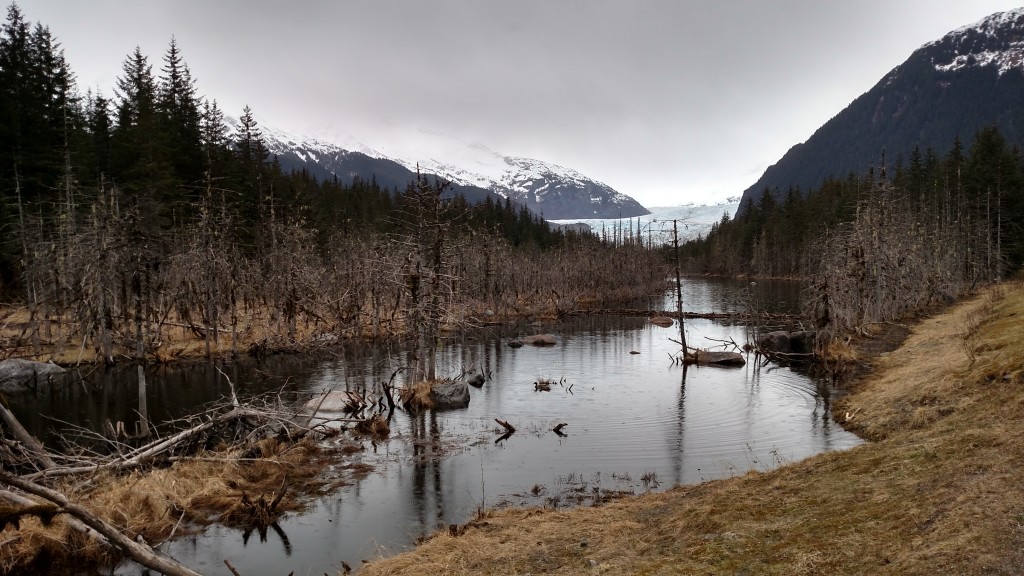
[694, 351, 746, 367]
[649, 316, 674, 328]
[788, 330, 817, 354]
[0, 359, 66, 392]
[758, 331, 792, 354]
[429, 379, 471, 410]
[467, 373, 486, 387]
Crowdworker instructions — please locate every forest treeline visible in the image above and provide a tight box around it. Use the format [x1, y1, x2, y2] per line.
[0, 5, 666, 362]
[682, 126, 1024, 338]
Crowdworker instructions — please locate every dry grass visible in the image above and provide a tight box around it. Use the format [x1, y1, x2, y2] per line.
[0, 436, 357, 574]
[361, 281, 1024, 576]
[400, 380, 437, 410]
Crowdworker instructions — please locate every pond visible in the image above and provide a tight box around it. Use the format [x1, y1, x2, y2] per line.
[8, 277, 860, 575]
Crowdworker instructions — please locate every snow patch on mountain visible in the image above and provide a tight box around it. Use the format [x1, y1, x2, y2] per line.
[229, 116, 649, 219]
[365, 135, 648, 217]
[929, 8, 1024, 75]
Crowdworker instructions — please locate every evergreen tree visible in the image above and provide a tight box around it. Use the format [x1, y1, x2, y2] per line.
[234, 105, 269, 247]
[200, 98, 233, 184]
[156, 37, 203, 191]
[85, 89, 112, 182]
[111, 47, 173, 221]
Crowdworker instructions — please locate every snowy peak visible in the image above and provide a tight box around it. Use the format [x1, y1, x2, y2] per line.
[927, 8, 1024, 75]
[399, 149, 649, 219]
[231, 117, 649, 219]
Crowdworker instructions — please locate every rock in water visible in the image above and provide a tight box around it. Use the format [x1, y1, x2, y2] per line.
[0, 359, 66, 392]
[695, 351, 746, 367]
[758, 331, 792, 354]
[429, 380, 471, 410]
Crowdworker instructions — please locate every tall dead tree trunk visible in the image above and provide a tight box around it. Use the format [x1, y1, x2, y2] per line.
[672, 220, 687, 353]
[133, 268, 151, 438]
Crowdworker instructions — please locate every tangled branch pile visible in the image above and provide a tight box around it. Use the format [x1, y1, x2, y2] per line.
[0, 393, 361, 575]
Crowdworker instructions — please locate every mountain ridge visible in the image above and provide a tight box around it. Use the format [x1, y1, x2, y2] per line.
[230, 118, 649, 219]
[739, 8, 1024, 210]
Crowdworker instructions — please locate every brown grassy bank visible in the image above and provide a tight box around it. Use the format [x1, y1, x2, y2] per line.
[361, 281, 1024, 575]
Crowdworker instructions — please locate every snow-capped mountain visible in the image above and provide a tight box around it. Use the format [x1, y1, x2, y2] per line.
[928, 7, 1024, 75]
[231, 118, 649, 219]
[550, 198, 740, 245]
[739, 7, 1024, 211]
[377, 141, 650, 219]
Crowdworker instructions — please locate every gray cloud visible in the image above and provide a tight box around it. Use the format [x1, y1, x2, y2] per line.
[15, 0, 1024, 205]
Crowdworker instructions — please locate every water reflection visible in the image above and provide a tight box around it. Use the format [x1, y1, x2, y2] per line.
[6, 278, 857, 575]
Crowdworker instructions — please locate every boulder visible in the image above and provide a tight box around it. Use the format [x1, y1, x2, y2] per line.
[520, 334, 557, 346]
[507, 340, 524, 348]
[649, 316, 674, 328]
[0, 359, 66, 392]
[429, 380, 471, 410]
[467, 373, 486, 387]
[758, 331, 792, 354]
[788, 331, 817, 354]
[694, 350, 746, 367]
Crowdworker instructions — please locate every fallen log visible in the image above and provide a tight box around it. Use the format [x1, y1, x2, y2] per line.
[24, 406, 300, 481]
[0, 471, 201, 576]
[0, 488, 102, 543]
[0, 398, 55, 471]
[24, 418, 218, 481]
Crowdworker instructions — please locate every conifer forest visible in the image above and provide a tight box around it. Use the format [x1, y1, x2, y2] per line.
[0, 5, 666, 364]
[2, 1, 1024, 360]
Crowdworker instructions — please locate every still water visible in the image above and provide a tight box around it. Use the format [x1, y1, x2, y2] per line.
[9, 278, 859, 575]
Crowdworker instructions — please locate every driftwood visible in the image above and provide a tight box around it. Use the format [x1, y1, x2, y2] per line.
[23, 418, 218, 481]
[224, 559, 244, 576]
[494, 418, 516, 444]
[495, 419, 516, 434]
[24, 403, 317, 482]
[0, 393, 333, 572]
[0, 471, 201, 576]
[0, 399, 55, 470]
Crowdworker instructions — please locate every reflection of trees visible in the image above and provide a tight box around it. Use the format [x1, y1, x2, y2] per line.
[408, 410, 446, 534]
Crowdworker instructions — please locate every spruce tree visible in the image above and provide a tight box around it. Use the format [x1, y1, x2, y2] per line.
[111, 46, 174, 228]
[156, 37, 203, 192]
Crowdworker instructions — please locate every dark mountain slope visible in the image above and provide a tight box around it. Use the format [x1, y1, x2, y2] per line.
[740, 8, 1024, 208]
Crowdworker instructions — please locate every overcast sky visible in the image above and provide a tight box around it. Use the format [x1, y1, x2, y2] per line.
[14, 1, 1024, 206]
